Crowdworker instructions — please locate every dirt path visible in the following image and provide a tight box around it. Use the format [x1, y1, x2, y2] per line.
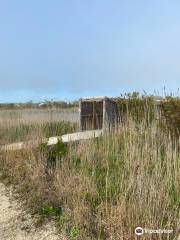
[0, 182, 66, 240]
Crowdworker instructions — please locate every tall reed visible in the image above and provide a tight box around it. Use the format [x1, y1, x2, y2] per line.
[0, 99, 179, 239]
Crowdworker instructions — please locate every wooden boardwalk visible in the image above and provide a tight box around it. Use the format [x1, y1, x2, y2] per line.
[0, 130, 103, 151]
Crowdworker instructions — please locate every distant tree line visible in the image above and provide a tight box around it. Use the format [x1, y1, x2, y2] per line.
[0, 100, 79, 110]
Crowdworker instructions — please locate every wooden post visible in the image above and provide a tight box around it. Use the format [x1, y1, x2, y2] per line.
[79, 99, 82, 131]
[92, 101, 96, 130]
[103, 98, 106, 130]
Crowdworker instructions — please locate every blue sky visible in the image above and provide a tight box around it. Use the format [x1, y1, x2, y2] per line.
[0, 0, 180, 102]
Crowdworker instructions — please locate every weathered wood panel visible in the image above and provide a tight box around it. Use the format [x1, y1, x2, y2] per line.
[80, 97, 117, 131]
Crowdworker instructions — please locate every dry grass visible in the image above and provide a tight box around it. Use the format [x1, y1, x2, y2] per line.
[0, 108, 78, 145]
[0, 102, 179, 239]
[0, 108, 78, 126]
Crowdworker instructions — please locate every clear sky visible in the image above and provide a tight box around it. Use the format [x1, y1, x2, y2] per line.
[0, 0, 180, 102]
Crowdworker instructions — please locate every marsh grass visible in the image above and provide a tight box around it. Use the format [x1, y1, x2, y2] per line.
[0, 121, 77, 145]
[0, 99, 179, 239]
[0, 108, 78, 144]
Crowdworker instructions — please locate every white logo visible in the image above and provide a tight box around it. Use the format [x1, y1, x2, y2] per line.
[135, 227, 144, 236]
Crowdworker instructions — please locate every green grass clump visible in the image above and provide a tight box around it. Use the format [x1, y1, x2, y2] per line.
[0, 121, 77, 144]
[117, 92, 156, 125]
[40, 203, 62, 218]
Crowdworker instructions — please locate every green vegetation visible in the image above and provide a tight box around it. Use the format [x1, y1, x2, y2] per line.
[0, 94, 179, 239]
[117, 92, 156, 124]
[0, 121, 77, 144]
[0, 100, 78, 110]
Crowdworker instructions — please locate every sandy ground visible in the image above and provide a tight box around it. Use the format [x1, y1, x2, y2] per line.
[0, 182, 66, 240]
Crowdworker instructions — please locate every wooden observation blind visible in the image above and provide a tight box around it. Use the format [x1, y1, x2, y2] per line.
[79, 97, 118, 131]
